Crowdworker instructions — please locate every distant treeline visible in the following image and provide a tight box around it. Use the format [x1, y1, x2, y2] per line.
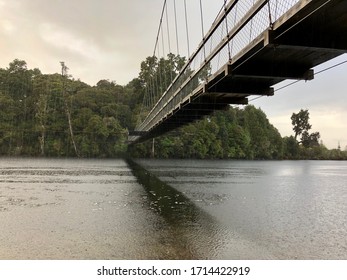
[130, 107, 347, 160]
[0, 58, 346, 160]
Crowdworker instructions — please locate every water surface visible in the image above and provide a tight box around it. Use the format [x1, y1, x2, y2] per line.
[0, 158, 346, 259]
[137, 159, 347, 259]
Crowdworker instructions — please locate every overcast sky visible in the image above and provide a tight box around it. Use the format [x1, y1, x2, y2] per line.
[252, 54, 347, 150]
[1, 0, 346, 149]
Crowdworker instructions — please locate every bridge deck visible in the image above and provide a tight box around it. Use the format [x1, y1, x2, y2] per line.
[130, 0, 347, 143]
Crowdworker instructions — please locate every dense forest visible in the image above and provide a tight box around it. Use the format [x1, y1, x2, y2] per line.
[0, 58, 346, 160]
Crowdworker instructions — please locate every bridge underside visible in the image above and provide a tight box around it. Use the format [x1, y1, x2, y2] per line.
[131, 0, 347, 143]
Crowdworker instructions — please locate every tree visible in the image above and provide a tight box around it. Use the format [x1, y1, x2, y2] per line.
[283, 136, 299, 159]
[33, 74, 50, 156]
[291, 109, 320, 148]
[96, 79, 116, 89]
[291, 109, 311, 141]
[60, 62, 80, 157]
[301, 131, 320, 148]
[138, 53, 186, 113]
[242, 105, 282, 159]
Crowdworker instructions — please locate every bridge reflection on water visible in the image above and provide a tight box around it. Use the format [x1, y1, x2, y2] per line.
[127, 158, 274, 259]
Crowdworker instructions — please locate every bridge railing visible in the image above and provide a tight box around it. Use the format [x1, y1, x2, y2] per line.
[135, 0, 300, 135]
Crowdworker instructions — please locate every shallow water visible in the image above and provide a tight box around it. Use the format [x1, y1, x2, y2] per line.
[0, 158, 346, 259]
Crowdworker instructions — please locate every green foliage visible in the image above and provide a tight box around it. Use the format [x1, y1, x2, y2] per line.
[291, 109, 312, 140]
[282, 136, 299, 159]
[286, 109, 327, 158]
[0, 59, 130, 157]
[291, 109, 320, 148]
[1, 58, 345, 160]
[138, 53, 186, 118]
[130, 105, 285, 160]
[301, 131, 320, 148]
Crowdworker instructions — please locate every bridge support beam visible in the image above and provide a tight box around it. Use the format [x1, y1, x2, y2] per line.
[232, 68, 314, 82]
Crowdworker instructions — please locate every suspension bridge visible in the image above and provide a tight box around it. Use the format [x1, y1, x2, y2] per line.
[128, 0, 347, 144]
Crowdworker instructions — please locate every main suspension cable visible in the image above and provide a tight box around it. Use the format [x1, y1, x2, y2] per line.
[153, 0, 167, 57]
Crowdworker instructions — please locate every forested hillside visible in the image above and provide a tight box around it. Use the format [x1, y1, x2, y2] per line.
[0, 59, 137, 157]
[0, 58, 345, 159]
[130, 106, 283, 159]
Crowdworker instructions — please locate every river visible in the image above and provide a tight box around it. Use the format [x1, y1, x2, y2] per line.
[0, 158, 346, 259]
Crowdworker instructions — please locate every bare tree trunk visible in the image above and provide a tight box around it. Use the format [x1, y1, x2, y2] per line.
[38, 99, 47, 156]
[61, 62, 80, 157]
[39, 125, 46, 156]
[63, 97, 79, 157]
[35, 78, 49, 156]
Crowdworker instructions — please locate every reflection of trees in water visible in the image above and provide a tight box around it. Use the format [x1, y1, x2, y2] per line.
[126, 158, 226, 259]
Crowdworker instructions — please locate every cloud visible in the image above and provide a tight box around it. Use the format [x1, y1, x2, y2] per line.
[1, 0, 346, 147]
[1, 19, 16, 34]
[0, 0, 227, 85]
[39, 23, 102, 60]
[0, 0, 166, 85]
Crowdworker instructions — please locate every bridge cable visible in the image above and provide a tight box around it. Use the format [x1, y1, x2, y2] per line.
[315, 59, 347, 75]
[161, 18, 165, 57]
[157, 46, 163, 102]
[165, 3, 171, 54]
[223, 0, 232, 61]
[153, 0, 167, 58]
[184, 0, 191, 57]
[160, 20, 168, 90]
[139, 0, 170, 128]
[199, 0, 206, 61]
[250, 0, 255, 42]
[249, 59, 347, 102]
[267, 0, 274, 29]
[173, 0, 180, 55]
[148, 0, 167, 110]
[149, 70, 154, 108]
[231, 1, 239, 59]
[165, 3, 174, 83]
